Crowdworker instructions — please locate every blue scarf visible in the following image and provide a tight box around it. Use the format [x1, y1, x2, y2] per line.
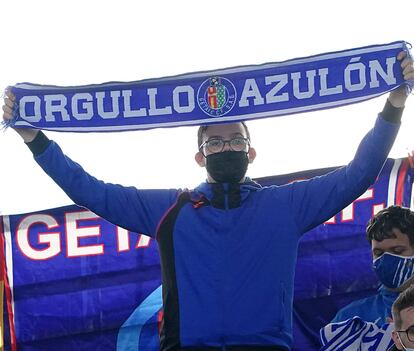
[320, 317, 395, 351]
[5, 41, 413, 132]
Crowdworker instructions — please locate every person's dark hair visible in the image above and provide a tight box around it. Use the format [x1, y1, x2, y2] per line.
[366, 206, 414, 244]
[197, 122, 250, 148]
[392, 284, 414, 329]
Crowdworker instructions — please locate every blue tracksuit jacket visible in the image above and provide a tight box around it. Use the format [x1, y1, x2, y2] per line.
[32, 115, 399, 350]
[331, 286, 399, 326]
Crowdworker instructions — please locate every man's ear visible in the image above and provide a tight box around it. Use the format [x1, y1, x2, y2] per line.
[195, 151, 205, 167]
[248, 147, 256, 164]
[392, 330, 403, 350]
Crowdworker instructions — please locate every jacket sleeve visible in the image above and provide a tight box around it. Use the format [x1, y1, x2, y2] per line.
[31, 138, 179, 237]
[288, 106, 401, 234]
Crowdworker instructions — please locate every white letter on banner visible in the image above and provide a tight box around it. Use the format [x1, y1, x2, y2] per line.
[117, 227, 130, 252]
[17, 214, 61, 260]
[96, 91, 121, 119]
[66, 211, 104, 257]
[44, 94, 70, 122]
[239, 79, 265, 107]
[344, 57, 366, 92]
[122, 90, 147, 117]
[72, 93, 94, 120]
[369, 57, 397, 88]
[136, 234, 151, 248]
[341, 188, 373, 221]
[265, 74, 289, 103]
[292, 70, 316, 99]
[148, 88, 172, 116]
[19, 96, 42, 122]
[318, 68, 343, 96]
[173, 86, 195, 113]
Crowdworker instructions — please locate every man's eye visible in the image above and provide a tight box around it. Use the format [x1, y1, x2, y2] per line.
[208, 140, 222, 147]
[407, 326, 414, 336]
[232, 138, 244, 145]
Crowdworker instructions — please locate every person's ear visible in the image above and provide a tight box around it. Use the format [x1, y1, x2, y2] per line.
[195, 151, 205, 167]
[392, 330, 403, 350]
[248, 147, 256, 164]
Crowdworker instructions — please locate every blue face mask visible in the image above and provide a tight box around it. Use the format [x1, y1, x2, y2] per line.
[372, 252, 414, 289]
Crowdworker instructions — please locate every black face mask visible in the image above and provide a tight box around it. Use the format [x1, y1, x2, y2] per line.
[206, 151, 249, 183]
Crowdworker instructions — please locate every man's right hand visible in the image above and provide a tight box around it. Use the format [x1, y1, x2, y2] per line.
[2, 91, 39, 142]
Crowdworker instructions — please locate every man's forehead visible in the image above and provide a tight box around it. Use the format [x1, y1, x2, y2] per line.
[204, 123, 246, 139]
[371, 228, 411, 249]
[401, 306, 414, 327]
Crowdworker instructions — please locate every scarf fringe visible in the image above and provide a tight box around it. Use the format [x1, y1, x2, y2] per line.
[1, 87, 18, 131]
[403, 41, 414, 95]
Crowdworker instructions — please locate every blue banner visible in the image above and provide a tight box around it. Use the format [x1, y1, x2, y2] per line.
[8, 41, 412, 132]
[1, 158, 413, 350]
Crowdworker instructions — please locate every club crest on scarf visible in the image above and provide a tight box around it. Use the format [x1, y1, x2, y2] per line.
[197, 76, 237, 117]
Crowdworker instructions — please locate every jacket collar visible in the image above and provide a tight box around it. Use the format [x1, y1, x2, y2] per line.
[379, 285, 401, 298]
[194, 178, 262, 209]
[378, 285, 400, 311]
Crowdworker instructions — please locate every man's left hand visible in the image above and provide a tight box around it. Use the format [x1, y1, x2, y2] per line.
[389, 51, 414, 108]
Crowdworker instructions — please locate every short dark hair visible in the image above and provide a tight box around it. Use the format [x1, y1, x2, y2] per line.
[366, 206, 414, 244]
[392, 284, 414, 329]
[197, 122, 251, 148]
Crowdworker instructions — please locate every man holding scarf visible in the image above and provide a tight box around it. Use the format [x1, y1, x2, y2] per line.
[2, 51, 413, 351]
